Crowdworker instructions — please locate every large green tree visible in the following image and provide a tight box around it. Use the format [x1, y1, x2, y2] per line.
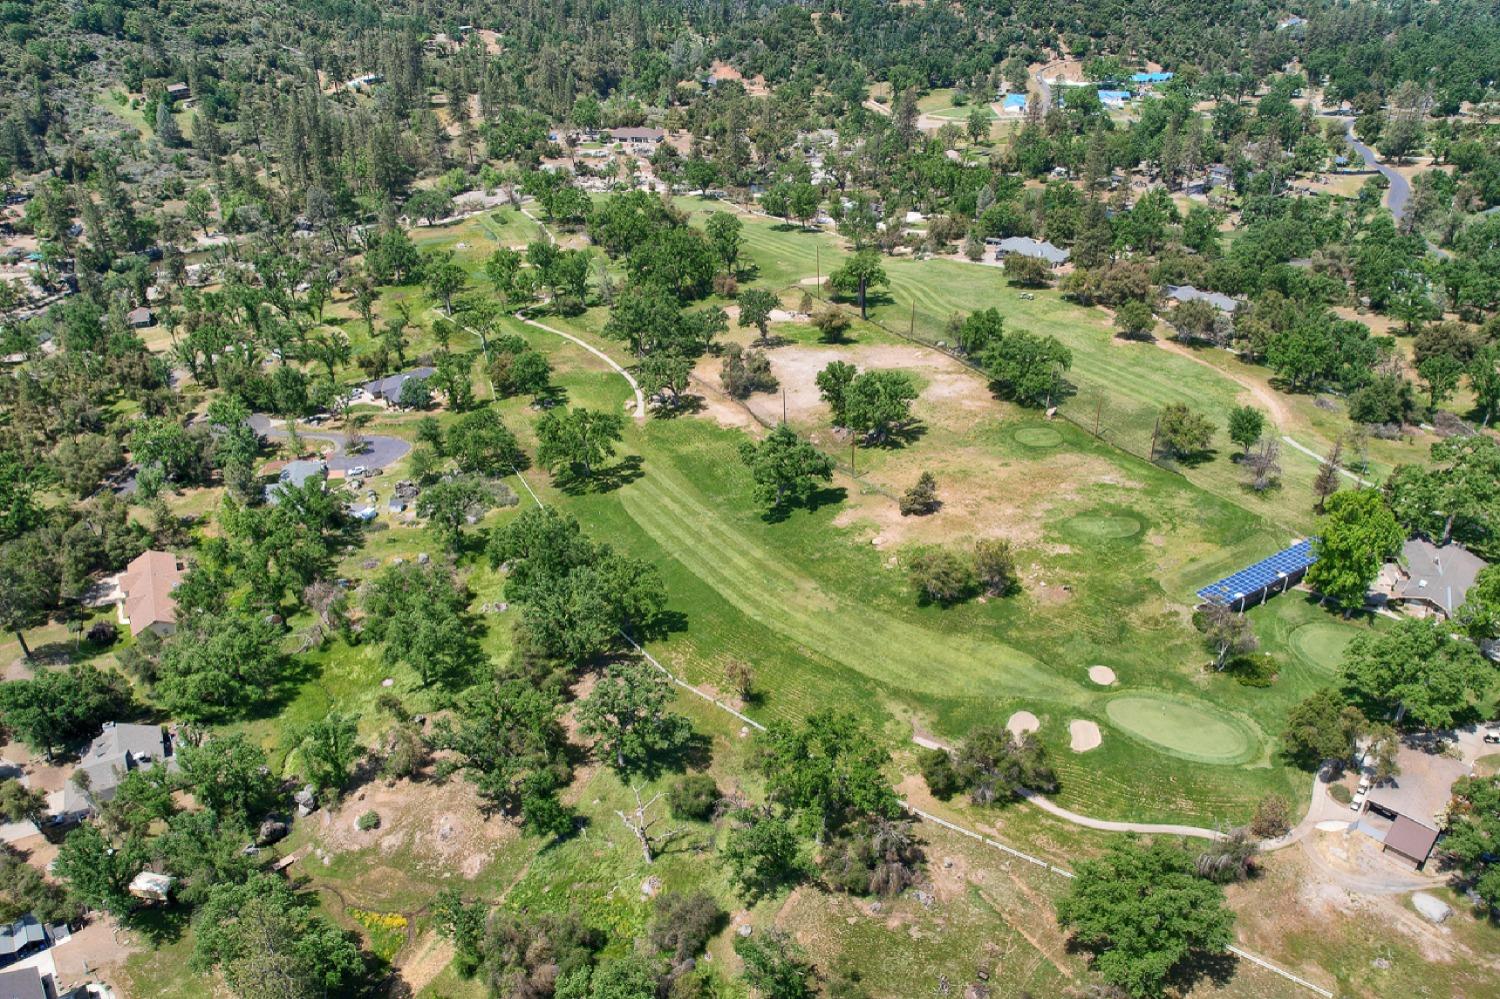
[1443, 775, 1500, 916]
[981, 331, 1072, 406]
[738, 425, 835, 512]
[535, 407, 624, 482]
[155, 612, 287, 722]
[758, 710, 900, 840]
[1305, 490, 1404, 609]
[363, 563, 481, 689]
[829, 250, 888, 320]
[577, 659, 692, 773]
[1340, 617, 1490, 730]
[1055, 839, 1235, 998]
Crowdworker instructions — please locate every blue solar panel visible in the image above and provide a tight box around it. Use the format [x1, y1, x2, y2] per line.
[1196, 540, 1318, 605]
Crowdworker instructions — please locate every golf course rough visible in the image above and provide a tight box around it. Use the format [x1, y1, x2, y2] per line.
[1103, 692, 1260, 765]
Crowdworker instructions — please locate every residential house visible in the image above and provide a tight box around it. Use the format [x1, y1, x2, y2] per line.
[1001, 94, 1028, 113]
[609, 127, 665, 150]
[125, 306, 154, 328]
[60, 723, 175, 820]
[0, 965, 48, 999]
[119, 550, 185, 638]
[1098, 89, 1130, 109]
[1165, 285, 1242, 313]
[359, 366, 435, 406]
[164, 83, 191, 102]
[993, 237, 1070, 267]
[1384, 538, 1487, 620]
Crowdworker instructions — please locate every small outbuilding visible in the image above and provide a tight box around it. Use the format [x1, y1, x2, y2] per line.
[1381, 814, 1441, 868]
[129, 870, 177, 903]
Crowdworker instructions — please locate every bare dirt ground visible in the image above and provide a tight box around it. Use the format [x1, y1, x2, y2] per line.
[691, 335, 1139, 548]
[311, 772, 520, 880]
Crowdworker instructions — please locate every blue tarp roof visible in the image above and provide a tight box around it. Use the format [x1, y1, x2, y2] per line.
[1002, 94, 1027, 110]
[1099, 90, 1130, 102]
[1197, 540, 1318, 605]
[1131, 72, 1174, 84]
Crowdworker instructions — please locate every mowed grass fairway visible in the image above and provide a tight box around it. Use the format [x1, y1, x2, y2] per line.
[390, 210, 1397, 827]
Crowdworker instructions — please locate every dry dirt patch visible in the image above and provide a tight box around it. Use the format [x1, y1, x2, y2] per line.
[314, 773, 519, 880]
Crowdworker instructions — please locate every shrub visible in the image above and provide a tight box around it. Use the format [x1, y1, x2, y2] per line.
[1329, 783, 1352, 805]
[666, 774, 720, 822]
[712, 273, 738, 297]
[918, 747, 960, 799]
[86, 621, 119, 645]
[899, 472, 939, 516]
[356, 810, 380, 831]
[649, 891, 724, 960]
[1224, 652, 1276, 687]
[907, 548, 977, 605]
[972, 539, 1018, 595]
[720, 344, 777, 398]
[1249, 794, 1291, 839]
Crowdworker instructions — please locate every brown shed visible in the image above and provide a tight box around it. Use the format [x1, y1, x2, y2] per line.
[1383, 814, 1440, 868]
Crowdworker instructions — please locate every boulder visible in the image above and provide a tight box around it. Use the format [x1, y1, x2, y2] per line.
[293, 784, 318, 817]
[1412, 892, 1452, 924]
[257, 818, 290, 846]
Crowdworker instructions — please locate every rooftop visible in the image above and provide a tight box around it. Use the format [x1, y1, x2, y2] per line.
[362, 366, 435, 400]
[1396, 538, 1487, 617]
[1166, 284, 1241, 313]
[61, 723, 172, 815]
[995, 236, 1070, 264]
[0, 966, 46, 999]
[120, 550, 184, 636]
[1382, 813, 1440, 864]
[0, 916, 45, 958]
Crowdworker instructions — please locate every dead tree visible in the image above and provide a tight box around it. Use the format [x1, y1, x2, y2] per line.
[616, 785, 680, 863]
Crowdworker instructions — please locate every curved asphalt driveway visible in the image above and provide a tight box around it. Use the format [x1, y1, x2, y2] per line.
[1343, 120, 1411, 221]
[248, 414, 411, 472]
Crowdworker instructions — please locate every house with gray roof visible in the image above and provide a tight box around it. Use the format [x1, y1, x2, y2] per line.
[60, 723, 174, 820]
[266, 459, 328, 505]
[1165, 284, 1242, 313]
[1388, 538, 1487, 620]
[993, 237, 1070, 267]
[359, 367, 435, 406]
[0, 965, 48, 999]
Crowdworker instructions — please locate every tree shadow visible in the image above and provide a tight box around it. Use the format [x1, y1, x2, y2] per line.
[126, 904, 190, 947]
[866, 420, 928, 449]
[560, 454, 645, 495]
[639, 609, 690, 641]
[760, 485, 849, 524]
[1163, 948, 1240, 993]
[533, 385, 569, 408]
[648, 395, 707, 419]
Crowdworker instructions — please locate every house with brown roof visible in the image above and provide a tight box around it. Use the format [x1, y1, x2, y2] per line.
[118, 550, 185, 637]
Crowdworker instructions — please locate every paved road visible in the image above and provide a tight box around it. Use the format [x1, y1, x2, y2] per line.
[1343, 120, 1411, 221]
[249, 414, 411, 472]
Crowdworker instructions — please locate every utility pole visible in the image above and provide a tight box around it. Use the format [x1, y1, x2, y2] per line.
[909, 302, 916, 337]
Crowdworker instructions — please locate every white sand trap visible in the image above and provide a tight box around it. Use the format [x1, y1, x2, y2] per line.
[1069, 720, 1102, 752]
[1006, 711, 1040, 738]
[1087, 665, 1117, 686]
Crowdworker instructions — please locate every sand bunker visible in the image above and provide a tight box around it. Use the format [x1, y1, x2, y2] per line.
[1069, 720, 1102, 752]
[1006, 711, 1040, 738]
[1087, 665, 1116, 686]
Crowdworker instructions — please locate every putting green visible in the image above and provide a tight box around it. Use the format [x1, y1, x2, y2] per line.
[1014, 426, 1063, 448]
[1290, 622, 1356, 671]
[1060, 513, 1143, 541]
[1104, 693, 1257, 764]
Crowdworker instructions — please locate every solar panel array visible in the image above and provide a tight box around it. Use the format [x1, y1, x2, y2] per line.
[1196, 539, 1318, 605]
